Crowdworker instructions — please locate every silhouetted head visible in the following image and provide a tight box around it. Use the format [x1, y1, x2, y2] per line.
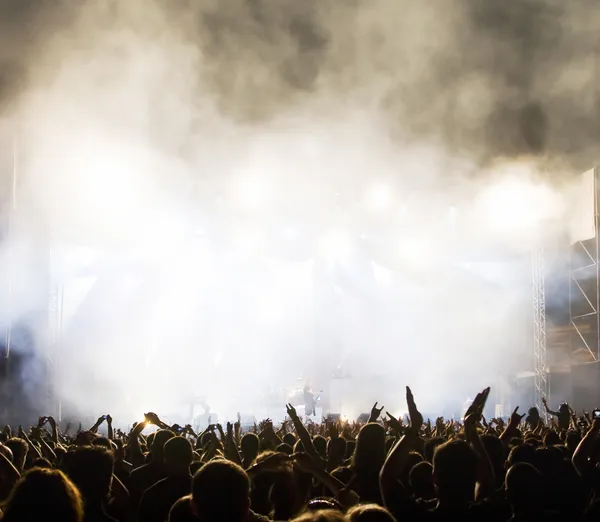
[507, 443, 536, 468]
[327, 437, 346, 462]
[433, 440, 478, 503]
[62, 446, 114, 505]
[0, 443, 13, 463]
[240, 432, 260, 462]
[5, 438, 27, 471]
[151, 429, 175, 460]
[292, 509, 346, 522]
[276, 443, 294, 455]
[313, 435, 327, 459]
[164, 436, 193, 475]
[401, 452, 424, 488]
[506, 463, 543, 514]
[31, 457, 53, 469]
[352, 423, 386, 472]
[283, 432, 297, 447]
[543, 430, 560, 447]
[347, 503, 397, 522]
[2, 467, 83, 522]
[409, 461, 435, 500]
[192, 460, 250, 522]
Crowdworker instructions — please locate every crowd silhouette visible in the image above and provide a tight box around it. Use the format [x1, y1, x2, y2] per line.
[0, 386, 597, 521]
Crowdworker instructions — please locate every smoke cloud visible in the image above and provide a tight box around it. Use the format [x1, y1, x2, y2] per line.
[0, 0, 595, 423]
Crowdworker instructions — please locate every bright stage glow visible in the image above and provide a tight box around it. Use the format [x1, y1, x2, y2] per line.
[233, 177, 270, 210]
[448, 206, 457, 223]
[254, 294, 285, 323]
[476, 175, 558, 234]
[231, 227, 267, 256]
[318, 228, 353, 262]
[366, 184, 392, 212]
[372, 262, 393, 285]
[6, 1, 559, 429]
[398, 238, 435, 268]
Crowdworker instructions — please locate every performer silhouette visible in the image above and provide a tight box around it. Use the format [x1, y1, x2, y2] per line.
[303, 382, 316, 416]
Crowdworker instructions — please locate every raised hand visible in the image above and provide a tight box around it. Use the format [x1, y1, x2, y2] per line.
[327, 420, 340, 439]
[509, 406, 525, 426]
[464, 388, 491, 438]
[464, 387, 491, 421]
[406, 386, 423, 429]
[286, 403, 298, 419]
[435, 417, 444, 432]
[425, 418, 432, 437]
[106, 415, 113, 425]
[144, 412, 161, 425]
[370, 402, 384, 421]
[264, 419, 275, 433]
[385, 412, 403, 434]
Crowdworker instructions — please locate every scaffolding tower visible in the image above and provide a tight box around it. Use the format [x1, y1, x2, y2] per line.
[570, 167, 600, 363]
[532, 247, 549, 417]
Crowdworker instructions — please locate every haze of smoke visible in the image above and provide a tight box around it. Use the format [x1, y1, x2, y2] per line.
[0, 0, 594, 421]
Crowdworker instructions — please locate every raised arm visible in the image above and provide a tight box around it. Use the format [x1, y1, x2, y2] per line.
[464, 387, 495, 501]
[286, 404, 321, 465]
[380, 387, 422, 505]
[542, 397, 559, 417]
[572, 419, 600, 478]
[126, 421, 147, 468]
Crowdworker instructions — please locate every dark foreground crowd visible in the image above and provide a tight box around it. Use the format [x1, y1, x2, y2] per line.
[0, 387, 598, 521]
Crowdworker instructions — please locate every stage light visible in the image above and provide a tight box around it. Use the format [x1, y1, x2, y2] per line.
[367, 183, 392, 212]
[318, 228, 353, 262]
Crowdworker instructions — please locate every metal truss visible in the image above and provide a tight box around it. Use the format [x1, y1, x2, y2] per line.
[570, 167, 600, 363]
[532, 246, 549, 417]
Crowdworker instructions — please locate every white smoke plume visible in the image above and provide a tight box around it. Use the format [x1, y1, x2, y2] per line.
[0, 0, 595, 424]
